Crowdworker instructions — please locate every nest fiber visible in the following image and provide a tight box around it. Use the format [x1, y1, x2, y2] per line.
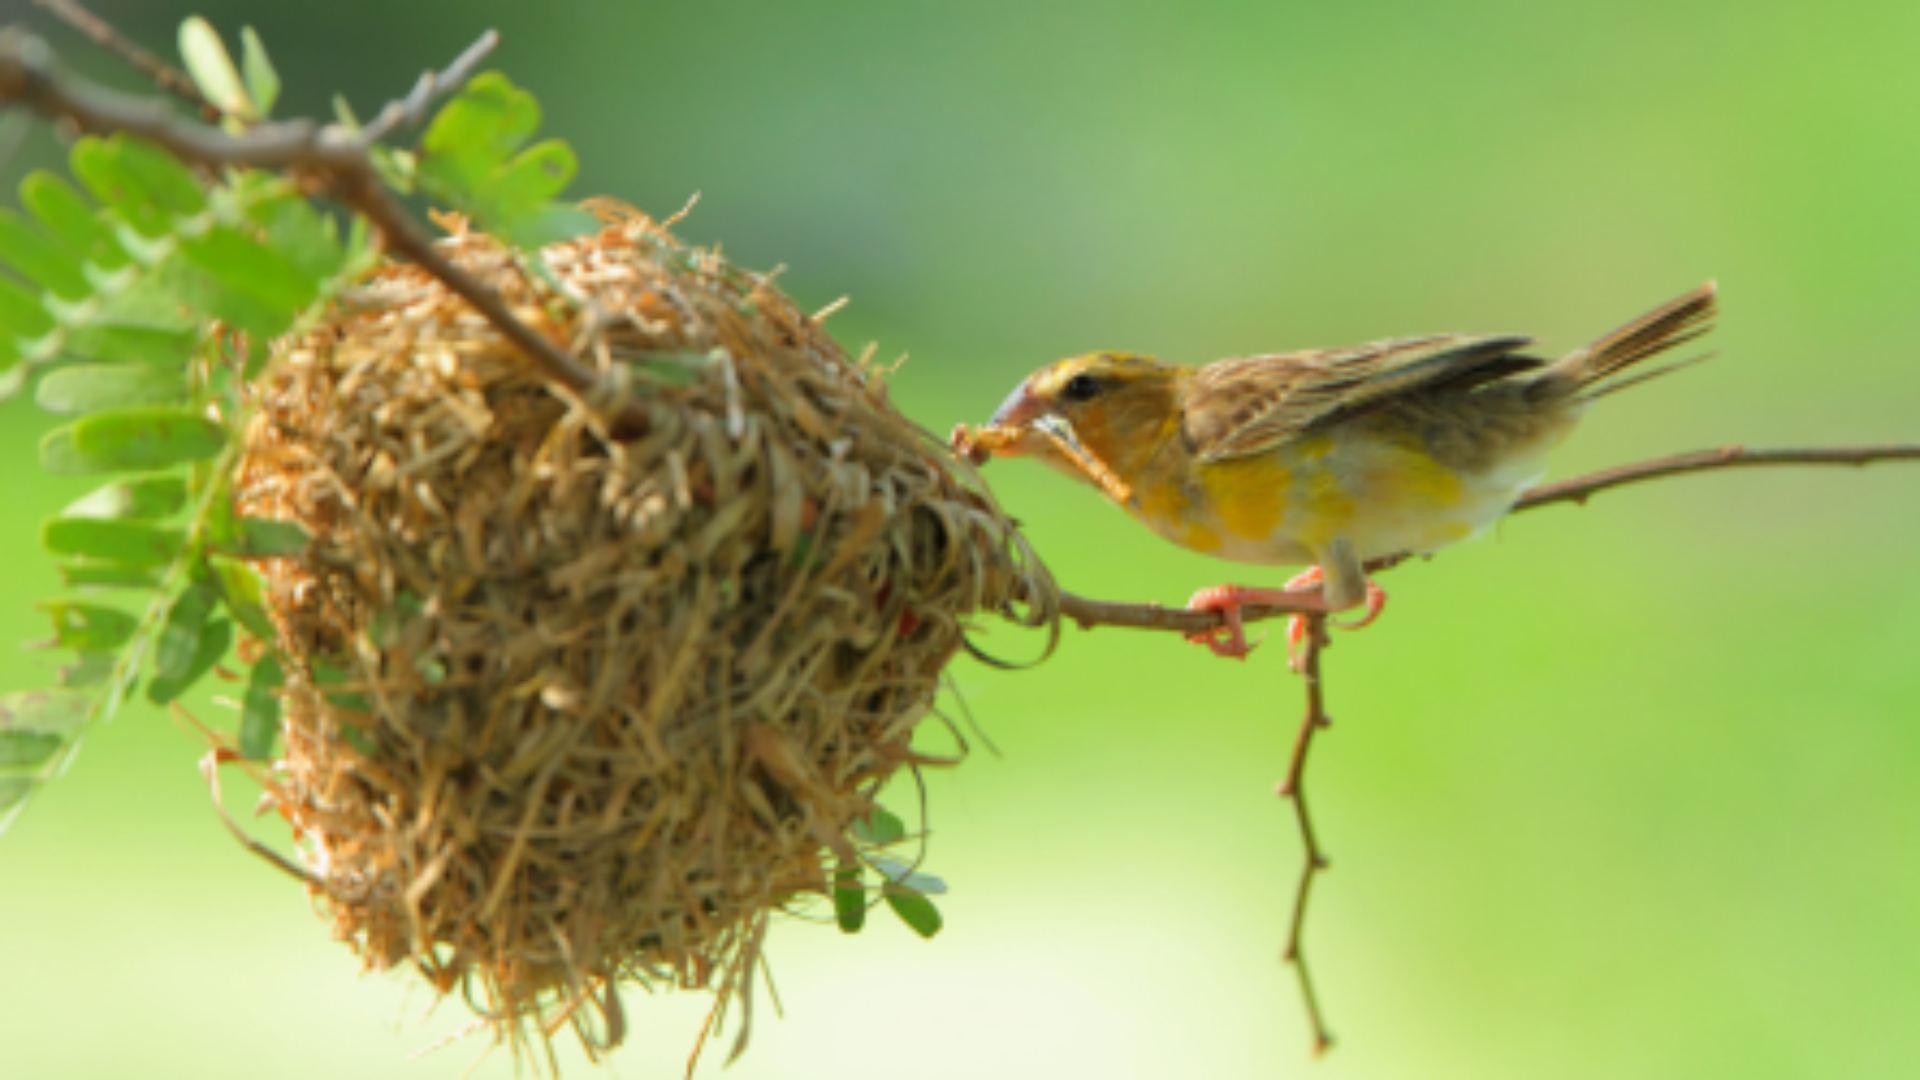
[233, 202, 1052, 1053]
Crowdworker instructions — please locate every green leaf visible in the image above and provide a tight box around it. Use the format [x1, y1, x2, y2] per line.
[0, 209, 92, 299]
[63, 476, 188, 521]
[147, 617, 230, 705]
[0, 730, 65, 770]
[883, 889, 943, 939]
[37, 363, 187, 413]
[68, 137, 170, 238]
[421, 71, 541, 167]
[209, 555, 277, 642]
[852, 807, 908, 846]
[495, 204, 600, 251]
[0, 777, 35, 814]
[67, 407, 225, 471]
[0, 274, 55, 339]
[57, 321, 200, 367]
[150, 258, 292, 340]
[42, 518, 184, 566]
[0, 691, 91, 769]
[179, 17, 253, 120]
[485, 140, 577, 208]
[239, 655, 283, 759]
[113, 139, 208, 218]
[35, 601, 137, 651]
[59, 651, 119, 689]
[228, 518, 310, 557]
[415, 72, 594, 247]
[39, 425, 91, 474]
[89, 274, 199, 334]
[0, 690, 91, 736]
[869, 856, 949, 896]
[245, 195, 344, 282]
[18, 171, 125, 270]
[178, 223, 321, 317]
[154, 582, 217, 681]
[59, 562, 162, 589]
[239, 28, 281, 118]
[833, 859, 867, 933]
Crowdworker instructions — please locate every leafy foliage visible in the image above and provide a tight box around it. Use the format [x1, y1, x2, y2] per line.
[407, 73, 600, 250]
[0, 22, 607, 832]
[0, 23, 405, 827]
[842, 806, 947, 938]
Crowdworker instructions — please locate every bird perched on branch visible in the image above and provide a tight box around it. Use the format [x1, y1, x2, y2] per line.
[959, 283, 1718, 662]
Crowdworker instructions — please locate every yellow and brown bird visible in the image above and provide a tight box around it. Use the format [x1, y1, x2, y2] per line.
[964, 283, 1719, 660]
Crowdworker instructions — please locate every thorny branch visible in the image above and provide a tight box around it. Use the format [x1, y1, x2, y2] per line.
[0, 27, 653, 438]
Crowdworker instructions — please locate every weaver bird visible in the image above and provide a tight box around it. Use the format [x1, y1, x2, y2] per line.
[963, 283, 1719, 661]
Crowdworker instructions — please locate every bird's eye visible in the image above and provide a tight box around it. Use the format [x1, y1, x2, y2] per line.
[1062, 373, 1101, 402]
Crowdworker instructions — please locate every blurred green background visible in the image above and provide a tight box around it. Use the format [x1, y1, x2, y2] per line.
[4, 2, 1920, 1077]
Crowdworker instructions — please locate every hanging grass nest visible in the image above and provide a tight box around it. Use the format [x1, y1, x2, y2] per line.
[230, 200, 1055, 1057]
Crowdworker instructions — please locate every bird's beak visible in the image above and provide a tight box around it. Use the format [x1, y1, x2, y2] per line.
[978, 381, 1051, 459]
[989, 380, 1047, 429]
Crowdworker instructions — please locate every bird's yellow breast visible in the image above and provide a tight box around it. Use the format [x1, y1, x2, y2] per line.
[1130, 422, 1539, 568]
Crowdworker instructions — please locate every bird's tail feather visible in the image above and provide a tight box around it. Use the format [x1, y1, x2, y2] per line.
[1527, 282, 1718, 402]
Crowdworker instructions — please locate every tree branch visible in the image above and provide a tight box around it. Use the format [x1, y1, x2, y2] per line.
[1513, 443, 1920, 512]
[0, 28, 651, 438]
[29, 0, 220, 121]
[1056, 443, 1920, 636]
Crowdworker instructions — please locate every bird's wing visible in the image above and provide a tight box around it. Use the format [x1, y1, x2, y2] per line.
[1183, 333, 1542, 463]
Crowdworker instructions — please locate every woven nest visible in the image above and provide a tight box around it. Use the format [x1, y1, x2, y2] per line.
[230, 201, 1054, 1059]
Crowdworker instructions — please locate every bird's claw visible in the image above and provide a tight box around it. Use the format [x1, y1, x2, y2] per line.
[1187, 569, 1389, 667]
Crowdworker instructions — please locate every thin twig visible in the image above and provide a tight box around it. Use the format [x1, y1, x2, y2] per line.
[357, 30, 498, 143]
[0, 28, 651, 439]
[29, 0, 221, 121]
[1514, 443, 1920, 512]
[1280, 616, 1334, 1054]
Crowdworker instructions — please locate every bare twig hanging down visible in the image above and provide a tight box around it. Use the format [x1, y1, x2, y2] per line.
[29, 0, 220, 120]
[0, 28, 651, 438]
[1280, 616, 1335, 1054]
[1055, 442, 1920, 636]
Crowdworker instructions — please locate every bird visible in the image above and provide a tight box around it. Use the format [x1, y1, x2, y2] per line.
[962, 282, 1719, 662]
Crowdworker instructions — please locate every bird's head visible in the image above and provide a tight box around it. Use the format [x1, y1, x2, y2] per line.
[985, 351, 1186, 487]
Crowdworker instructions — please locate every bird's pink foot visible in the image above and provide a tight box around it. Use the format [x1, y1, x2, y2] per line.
[1282, 566, 1388, 670]
[1185, 583, 1317, 660]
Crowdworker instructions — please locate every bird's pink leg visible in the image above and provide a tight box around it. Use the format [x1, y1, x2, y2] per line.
[1184, 568, 1388, 663]
[1184, 584, 1304, 660]
[1282, 566, 1388, 668]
